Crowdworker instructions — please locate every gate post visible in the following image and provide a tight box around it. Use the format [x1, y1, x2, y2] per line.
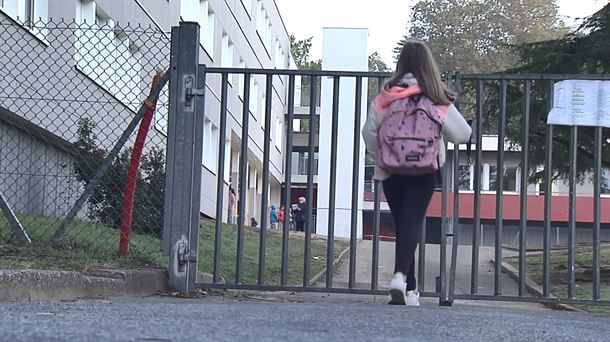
[162, 22, 202, 293]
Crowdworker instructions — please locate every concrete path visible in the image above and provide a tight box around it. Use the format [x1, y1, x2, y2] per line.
[328, 240, 543, 309]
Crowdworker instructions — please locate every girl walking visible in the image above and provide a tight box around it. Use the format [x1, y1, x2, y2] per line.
[362, 41, 471, 306]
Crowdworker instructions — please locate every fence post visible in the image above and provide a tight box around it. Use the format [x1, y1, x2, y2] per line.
[163, 22, 202, 294]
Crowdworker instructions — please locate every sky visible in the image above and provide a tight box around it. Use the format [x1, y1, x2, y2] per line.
[275, 0, 608, 68]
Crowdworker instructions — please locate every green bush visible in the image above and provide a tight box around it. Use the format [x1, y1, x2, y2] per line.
[73, 118, 165, 237]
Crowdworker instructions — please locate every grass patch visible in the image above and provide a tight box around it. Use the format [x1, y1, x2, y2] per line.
[506, 247, 610, 313]
[198, 219, 349, 285]
[0, 214, 166, 270]
[1, 214, 349, 286]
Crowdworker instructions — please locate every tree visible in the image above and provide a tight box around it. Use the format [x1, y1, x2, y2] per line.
[396, 0, 567, 73]
[367, 52, 392, 104]
[500, 4, 610, 185]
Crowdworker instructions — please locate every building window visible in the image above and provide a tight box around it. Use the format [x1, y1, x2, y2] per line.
[261, 92, 266, 128]
[488, 165, 497, 191]
[203, 118, 219, 171]
[1, 0, 48, 36]
[221, 32, 234, 84]
[458, 164, 472, 191]
[75, 0, 142, 111]
[275, 115, 283, 150]
[237, 59, 245, 99]
[255, 0, 272, 51]
[204, 2, 215, 56]
[240, 0, 252, 17]
[503, 167, 518, 192]
[180, 0, 214, 57]
[291, 152, 318, 175]
[602, 169, 610, 194]
[249, 78, 258, 118]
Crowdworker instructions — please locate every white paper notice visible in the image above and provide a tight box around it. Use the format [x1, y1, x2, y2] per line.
[547, 80, 610, 128]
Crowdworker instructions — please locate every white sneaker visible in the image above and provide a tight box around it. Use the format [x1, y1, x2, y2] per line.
[388, 272, 407, 305]
[406, 290, 420, 306]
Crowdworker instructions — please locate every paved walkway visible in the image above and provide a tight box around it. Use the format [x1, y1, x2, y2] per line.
[328, 240, 543, 309]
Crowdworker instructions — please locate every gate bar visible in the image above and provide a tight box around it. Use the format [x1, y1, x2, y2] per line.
[304, 75, 317, 286]
[258, 74, 273, 285]
[543, 80, 555, 297]
[349, 76, 364, 289]
[567, 125, 578, 299]
[471, 80, 483, 294]
[593, 126, 602, 300]
[325, 76, 340, 288]
[495, 80, 507, 295]
[213, 72, 229, 284]
[372, 180, 381, 290]
[419, 218, 427, 291]
[440, 147, 449, 303]
[281, 75, 296, 286]
[518, 80, 531, 296]
[236, 73, 251, 284]
[449, 72, 462, 302]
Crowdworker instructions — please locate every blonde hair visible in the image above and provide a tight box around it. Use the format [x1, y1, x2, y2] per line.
[387, 41, 455, 105]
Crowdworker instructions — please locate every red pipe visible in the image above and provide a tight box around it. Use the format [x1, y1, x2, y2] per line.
[119, 74, 162, 256]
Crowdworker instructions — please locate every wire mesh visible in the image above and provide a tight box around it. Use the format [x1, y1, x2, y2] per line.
[0, 17, 170, 266]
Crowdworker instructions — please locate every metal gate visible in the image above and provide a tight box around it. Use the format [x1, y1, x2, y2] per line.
[164, 22, 610, 308]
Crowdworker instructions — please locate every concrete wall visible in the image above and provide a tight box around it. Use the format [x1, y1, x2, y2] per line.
[316, 28, 368, 239]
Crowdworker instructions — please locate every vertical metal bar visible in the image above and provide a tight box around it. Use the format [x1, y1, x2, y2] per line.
[325, 76, 340, 289]
[213, 72, 229, 284]
[349, 76, 363, 289]
[518, 80, 531, 296]
[440, 148, 449, 303]
[448, 72, 462, 302]
[258, 74, 273, 286]
[188, 66, 206, 291]
[372, 180, 381, 290]
[236, 73, 251, 284]
[450, 150, 460, 300]
[494, 80, 507, 296]
[471, 80, 483, 294]
[567, 125, 577, 299]
[593, 126, 602, 300]
[163, 22, 200, 293]
[418, 218, 427, 291]
[373, 75, 384, 290]
[304, 75, 317, 286]
[543, 81, 554, 297]
[281, 75, 295, 286]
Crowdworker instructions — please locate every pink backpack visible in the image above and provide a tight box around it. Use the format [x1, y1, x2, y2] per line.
[376, 95, 443, 176]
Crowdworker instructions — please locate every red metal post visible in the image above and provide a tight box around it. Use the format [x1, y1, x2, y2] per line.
[119, 74, 162, 256]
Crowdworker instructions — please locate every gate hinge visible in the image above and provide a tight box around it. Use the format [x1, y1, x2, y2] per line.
[184, 75, 205, 108]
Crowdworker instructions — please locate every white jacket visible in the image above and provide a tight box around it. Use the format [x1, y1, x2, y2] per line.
[362, 75, 472, 181]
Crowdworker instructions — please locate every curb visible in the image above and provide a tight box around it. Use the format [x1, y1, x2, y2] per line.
[0, 268, 168, 302]
[494, 260, 585, 313]
[309, 243, 352, 286]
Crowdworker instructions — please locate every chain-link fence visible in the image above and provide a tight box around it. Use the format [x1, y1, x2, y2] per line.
[0, 17, 171, 266]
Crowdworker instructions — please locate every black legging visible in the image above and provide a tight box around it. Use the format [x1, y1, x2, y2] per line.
[382, 173, 436, 291]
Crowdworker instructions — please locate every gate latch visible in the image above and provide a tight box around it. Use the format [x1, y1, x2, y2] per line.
[177, 241, 197, 271]
[184, 75, 205, 108]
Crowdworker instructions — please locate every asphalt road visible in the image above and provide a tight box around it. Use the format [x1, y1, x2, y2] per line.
[1, 294, 609, 342]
